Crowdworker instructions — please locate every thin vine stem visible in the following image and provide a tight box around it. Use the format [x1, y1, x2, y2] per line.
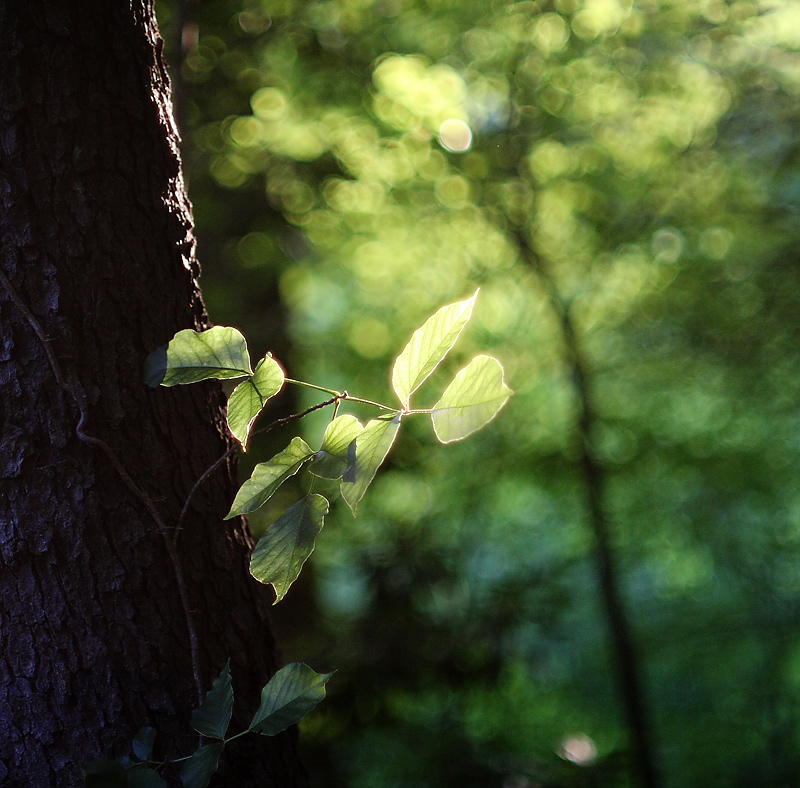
[174, 395, 341, 539]
[0, 263, 206, 704]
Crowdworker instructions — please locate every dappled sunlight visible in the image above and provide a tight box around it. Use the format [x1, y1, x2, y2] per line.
[170, 0, 800, 783]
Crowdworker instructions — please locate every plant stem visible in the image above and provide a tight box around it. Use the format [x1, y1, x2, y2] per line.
[342, 394, 400, 412]
[284, 377, 342, 397]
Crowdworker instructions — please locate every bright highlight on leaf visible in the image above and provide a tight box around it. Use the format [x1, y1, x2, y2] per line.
[144, 326, 252, 387]
[391, 290, 478, 409]
[431, 355, 512, 443]
[227, 355, 284, 449]
[309, 415, 364, 480]
[180, 743, 224, 788]
[191, 661, 234, 740]
[225, 437, 315, 519]
[249, 663, 333, 736]
[250, 494, 329, 602]
[341, 415, 402, 513]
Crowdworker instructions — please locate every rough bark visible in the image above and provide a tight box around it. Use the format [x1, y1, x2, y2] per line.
[0, 3, 307, 786]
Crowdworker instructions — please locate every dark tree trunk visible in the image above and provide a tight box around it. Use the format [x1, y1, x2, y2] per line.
[0, 3, 307, 786]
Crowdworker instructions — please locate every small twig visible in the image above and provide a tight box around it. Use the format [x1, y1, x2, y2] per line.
[0, 265, 205, 704]
[174, 396, 340, 539]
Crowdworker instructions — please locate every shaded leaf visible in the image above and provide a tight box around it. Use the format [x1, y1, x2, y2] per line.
[81, 760, 127, 788]
[431, 355, 512, 443]
[132, 726, 156, 761]
[225, 437, 314, 519]
[340, 415, 402, 514]
[145, 327, 252, 387]
[250, 495, 329, 603]
[191, 661, 233, 740]
[309, 415, 364, 480]
[127, 766, 168, 788]
[180, 743, 224, 788]
[391, 290, 478, 409]
[250, 663, 333, 736]
[227, 355, 284, 449]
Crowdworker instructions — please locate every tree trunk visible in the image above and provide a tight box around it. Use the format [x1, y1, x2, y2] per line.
[0, 3, 306, 786]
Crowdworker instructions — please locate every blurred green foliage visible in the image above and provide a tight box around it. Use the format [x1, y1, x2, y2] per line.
[157, 0, 800, 785]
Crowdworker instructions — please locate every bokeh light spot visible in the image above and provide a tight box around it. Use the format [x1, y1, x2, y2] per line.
[438, 119, 473, 152]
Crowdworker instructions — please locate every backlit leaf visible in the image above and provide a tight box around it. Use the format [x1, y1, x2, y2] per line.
[250, 495, 329, 603]
[225, 437, 314, 519]
[391, 290, 478, 409]
[145, 327, 252, 387]
[227, 355, 284, 449]
[180, 743, 224, 788]
[341, 415, 402, 513]
[431, 355, 512, 443]
[309, 415, 364, 480]
[249, 663, 333, 736]
[191, 661, 233, 740]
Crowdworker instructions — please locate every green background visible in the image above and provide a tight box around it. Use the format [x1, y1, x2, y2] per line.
[157, 0, 800, 785]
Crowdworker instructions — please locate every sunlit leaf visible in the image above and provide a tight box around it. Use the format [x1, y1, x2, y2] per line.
[144, 326, 252, 387]
[391, 290, 478, 409]
[132, 726, 156, 761]
[341, 415, 402, 513]
[227, 355, 284, 449]
[431, 355, 512, 443]
[249, 663, 333, 736]
[309, 415, 364, 480]
[191, 661, 233, 740]
[180, 743, 224, 788]
[250, 495, 328, 603]
[127, 766, 168, 788]
[224, 437, 314, 519]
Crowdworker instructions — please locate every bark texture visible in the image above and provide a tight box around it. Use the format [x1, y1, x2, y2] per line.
[0, 3, 307, 786]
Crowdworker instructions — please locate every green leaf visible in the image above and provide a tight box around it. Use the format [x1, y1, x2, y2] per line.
[81, 760, 127, 788]
[227, 355, 284, 450]
[191, 661, 233, 739]
[145, 326, 252, 387]
[431, 355, 512, 443]
[391, 290, 478, 409]
[180, 743, 224, 788]
[250, 495, 329, 603]
[309, 415, 364, 480]
[132, 726, 156, 761]
[249, 663, 333, 736]
[340, 415, 402, 514]
[225, 437, 315, 519]
[127, 766, 168, 788]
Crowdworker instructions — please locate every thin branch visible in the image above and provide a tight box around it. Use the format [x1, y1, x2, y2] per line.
[514, 231, 661, 788]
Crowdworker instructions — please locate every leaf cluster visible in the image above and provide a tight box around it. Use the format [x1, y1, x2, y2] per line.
[145, 291, 510, 602]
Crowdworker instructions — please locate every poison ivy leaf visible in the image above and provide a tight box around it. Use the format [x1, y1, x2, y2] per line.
[250, 495, 329, 603]
[341, 415, 402, 514]
[431, 355, 512, 443]
[309, 415, 364, 480]
[132, 726, 156, 761]
[81, 760, 127, 788]
[225, 437, 315, 519]
[227, 355, 284, 450]
[127, 766, 168, 788]
[144, 326, 252, 387]
[391, 290, 478, 409]
[191, 660, 233, 740]
[180, 743, 224, 788]
[249, 663, 333, 736]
